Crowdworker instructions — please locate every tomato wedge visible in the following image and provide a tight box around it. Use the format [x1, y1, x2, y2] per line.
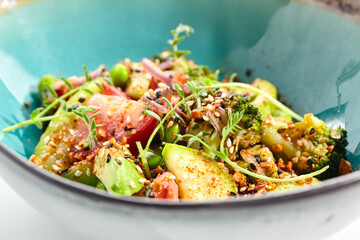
[72, 93, 157, 158]
[151, 172, 179, 199]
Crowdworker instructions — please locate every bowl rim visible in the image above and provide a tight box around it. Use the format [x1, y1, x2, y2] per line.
[1, 142, 360, 209]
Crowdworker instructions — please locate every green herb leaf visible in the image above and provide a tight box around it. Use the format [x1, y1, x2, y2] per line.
[229, 73, 237, 83]
[174, 84, 185, 98]
[83, 65, 90, 82]
[143, 110, 162, 122]
[45, 85, 58, 99]
[30, 107, 44, 120]
[95, 82, 105, 93]
[61, 77, 74, 90]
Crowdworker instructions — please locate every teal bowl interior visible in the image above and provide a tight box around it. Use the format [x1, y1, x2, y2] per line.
[1, 0, 360, 169]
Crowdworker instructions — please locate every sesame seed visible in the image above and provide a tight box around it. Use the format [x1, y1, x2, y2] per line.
[158, 83, 167, 88]
[145, 73, 152, 79]
[226, 138, 232, 148]
[78, 97, 86, 103]
[110, 129, 115, 136]
[229, 146, 234, 154]
[86, 168, 91, 176]
[214, 112, 220, 117]
[52, 164, 60, 171]
[44, 136, 50, 144]
[240, 187, 247, 192]
[107, 154, 111, 163]
[69, 129, 76, 136]
[106, 111, 112, 118]
[310, 128, 316, 135]
[187, 101, 194, 107]
[250, 163, 257, 170]
[202, 116, 209, 121]
[167, 121, 174, 128]
[307, 158, 316, 165]
[168, 175, 176, 180]
[129, 180, 136, 189]
[265, 185, 272, 191]
[126, 115, 131, 123]
[74, 170, 83, 177]
[75, 145, 82, 151]
[115, 158, 122, 165]
[55, 160, 63, 166]
[135, 165, 143, 174]
[138, 178, 146, 184]
[208, 95, 214, 102]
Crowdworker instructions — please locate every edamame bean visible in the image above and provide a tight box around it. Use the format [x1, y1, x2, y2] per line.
[110, 63, 129, 88]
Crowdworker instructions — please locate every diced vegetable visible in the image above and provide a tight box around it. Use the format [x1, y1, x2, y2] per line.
[94, 147, 144, 196]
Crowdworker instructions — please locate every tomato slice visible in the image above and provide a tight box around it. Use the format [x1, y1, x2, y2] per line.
[151, 172, 179, 199]
[72, 94, 157, 159]
[102, 81, 128, 98]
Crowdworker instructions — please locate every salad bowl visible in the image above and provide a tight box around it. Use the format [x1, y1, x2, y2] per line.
[1, 0, 360, 239]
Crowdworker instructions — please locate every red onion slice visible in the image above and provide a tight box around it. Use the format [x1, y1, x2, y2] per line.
[206, 112, 222, 137]
[158, 59, 174, 70]
[141, 58, 172, 84]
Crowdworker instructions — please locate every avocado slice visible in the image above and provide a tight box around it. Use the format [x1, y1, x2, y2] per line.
[162, 144, 237, 200]
[94, 147, 144, 196]
[251, 79, 291, 121]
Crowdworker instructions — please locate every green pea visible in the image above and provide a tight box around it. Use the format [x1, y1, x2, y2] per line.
[162, 123, 180, 143]
[110, 63, 129, 88]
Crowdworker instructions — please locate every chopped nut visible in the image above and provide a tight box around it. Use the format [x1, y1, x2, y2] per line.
[272, 144, 283, 154]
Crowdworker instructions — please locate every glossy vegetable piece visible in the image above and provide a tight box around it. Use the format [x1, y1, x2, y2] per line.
[34, 80, 104, 172]
[160, 122, 180, 143]
[110, 63, 129, 88]
[62, 160, 99, 186]
[126, 65, 151, 99]
[93, 147, 144, 196]
[162, 144, 237, 200]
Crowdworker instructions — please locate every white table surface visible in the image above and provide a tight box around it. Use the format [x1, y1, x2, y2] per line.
[0, 177, 358, 240]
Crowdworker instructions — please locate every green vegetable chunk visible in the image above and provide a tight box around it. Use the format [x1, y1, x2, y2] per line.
[110, 63, 129, 88]
[94, 147, 144, 196]
[161, 123, 180, 143]
[162, 143, 237, 200]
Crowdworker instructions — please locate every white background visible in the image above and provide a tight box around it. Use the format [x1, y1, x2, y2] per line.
[0, 177, 357, 240]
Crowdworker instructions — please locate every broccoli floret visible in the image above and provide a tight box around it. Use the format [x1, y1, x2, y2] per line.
[186, 88, 262, 155]
[261, 114, 349, 180]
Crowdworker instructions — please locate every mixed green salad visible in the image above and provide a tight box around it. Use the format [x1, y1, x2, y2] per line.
[2, 24, 352, 200]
